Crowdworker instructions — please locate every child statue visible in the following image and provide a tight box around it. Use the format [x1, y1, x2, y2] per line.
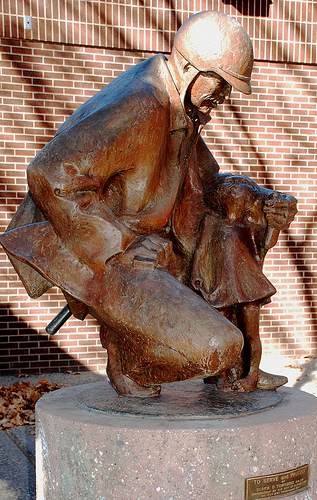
[191, 174, 291, 392]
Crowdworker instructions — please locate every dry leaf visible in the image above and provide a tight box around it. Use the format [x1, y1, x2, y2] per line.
[0, 379, 64, 430]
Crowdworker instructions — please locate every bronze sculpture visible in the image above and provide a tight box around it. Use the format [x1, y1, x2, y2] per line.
[192, 174, 294, 392]
[0, 11, 297, 397]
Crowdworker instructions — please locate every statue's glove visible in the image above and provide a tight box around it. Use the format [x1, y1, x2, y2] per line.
[116, 234, 172, 269]
[263, 192, 297, 230]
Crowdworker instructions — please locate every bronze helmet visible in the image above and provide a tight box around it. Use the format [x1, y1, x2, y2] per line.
[173, 11, 254, 95]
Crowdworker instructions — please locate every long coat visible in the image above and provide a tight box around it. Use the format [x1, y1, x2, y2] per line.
[0, 54, 220, 314]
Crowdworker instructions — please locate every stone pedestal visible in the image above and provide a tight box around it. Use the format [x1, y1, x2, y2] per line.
[36, 381, 317, 500]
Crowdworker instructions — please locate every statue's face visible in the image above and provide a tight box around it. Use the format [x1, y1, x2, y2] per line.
[189, 72, 231, 114]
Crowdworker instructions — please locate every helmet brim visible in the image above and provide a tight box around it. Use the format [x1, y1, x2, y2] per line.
[186, 61, 253, 96]
[216, 67, 252, 95]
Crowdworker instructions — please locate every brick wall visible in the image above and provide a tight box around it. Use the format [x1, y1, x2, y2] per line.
[1, 0, 317, 374]
[2, 0, 316, 63]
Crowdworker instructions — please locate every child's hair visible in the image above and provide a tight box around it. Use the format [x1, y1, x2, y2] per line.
[205, 174, 261, 218]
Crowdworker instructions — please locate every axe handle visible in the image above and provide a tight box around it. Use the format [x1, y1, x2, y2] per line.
[45, 305, 72, 335]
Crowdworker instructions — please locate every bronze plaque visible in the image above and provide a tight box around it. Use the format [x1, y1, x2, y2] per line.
[245, 465, 309, 499]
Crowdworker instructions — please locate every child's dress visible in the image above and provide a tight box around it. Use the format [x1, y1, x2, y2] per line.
[191, 212, 276, 308]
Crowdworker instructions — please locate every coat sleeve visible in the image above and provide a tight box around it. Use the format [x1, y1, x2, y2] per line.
[27, 90, 169, 273]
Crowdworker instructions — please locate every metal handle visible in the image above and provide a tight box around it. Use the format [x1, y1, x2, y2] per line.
[45, 305, 72, 335]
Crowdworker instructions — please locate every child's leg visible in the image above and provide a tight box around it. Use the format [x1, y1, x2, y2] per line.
[231, 301, 261, 392]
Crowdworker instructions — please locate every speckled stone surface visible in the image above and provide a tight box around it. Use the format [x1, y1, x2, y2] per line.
[36, 381, 317, 500]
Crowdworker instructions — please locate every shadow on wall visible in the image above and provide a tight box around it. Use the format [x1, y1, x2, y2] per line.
[222, 0, 273, 17]
[0, 303, 90, 376]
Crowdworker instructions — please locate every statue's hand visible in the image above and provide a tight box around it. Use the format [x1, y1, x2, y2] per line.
[263, 193, 297, 230]
[117, 234, 172, 269]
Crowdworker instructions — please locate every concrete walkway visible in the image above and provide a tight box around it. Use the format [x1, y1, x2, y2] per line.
[0, 358, 316, 500]
[0, 426, 36, 500]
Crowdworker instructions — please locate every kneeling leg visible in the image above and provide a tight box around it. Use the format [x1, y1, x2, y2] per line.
[93, 261, 243, 394]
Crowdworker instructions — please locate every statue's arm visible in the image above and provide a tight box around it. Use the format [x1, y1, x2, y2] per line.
[26, 95, 170, 273]
[27, 110, 142, 271]
[27, 147, 136, 273]
[263, 192, 297, 233]
[250, 189, 297, 251]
